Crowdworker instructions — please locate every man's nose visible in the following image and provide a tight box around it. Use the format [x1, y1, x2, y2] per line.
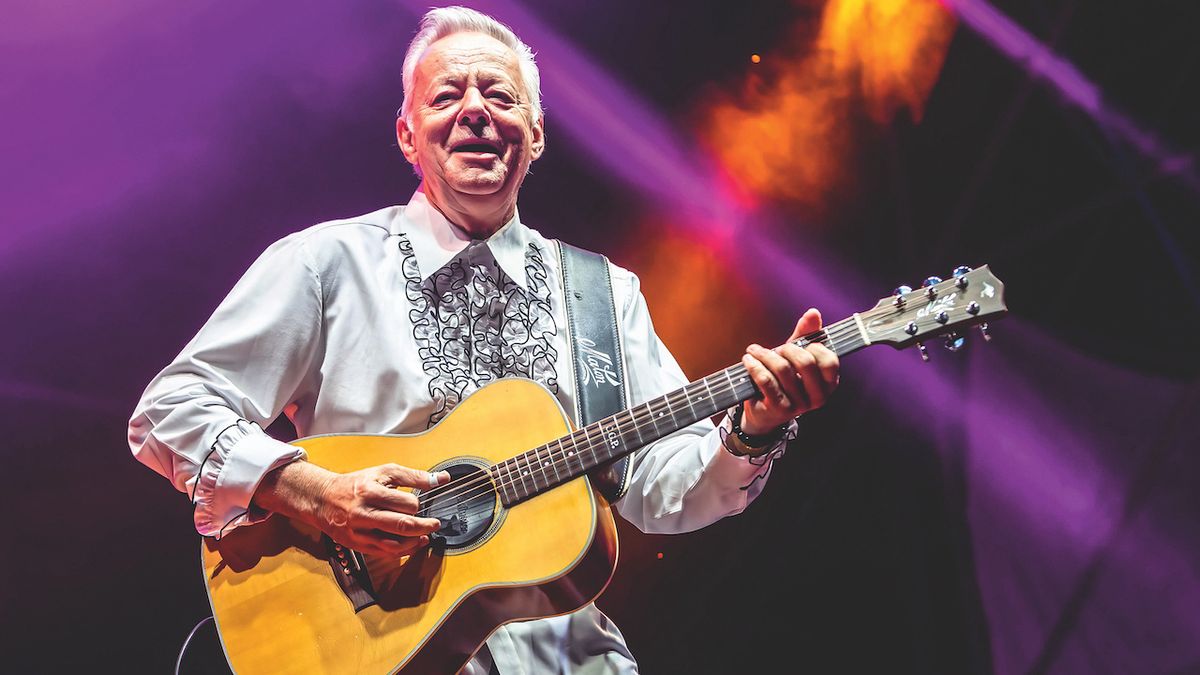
[458, 88, 490, 134]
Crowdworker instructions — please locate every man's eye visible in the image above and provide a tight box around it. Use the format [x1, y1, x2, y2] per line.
[487, 91, 515, 103]
[433, 93, 457, 104]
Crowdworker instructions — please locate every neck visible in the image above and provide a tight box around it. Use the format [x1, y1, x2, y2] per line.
[488, 318, 871, 507]
[420, 184, 515, 239]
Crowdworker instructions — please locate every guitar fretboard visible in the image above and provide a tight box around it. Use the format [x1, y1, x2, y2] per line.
[490, 317, 868, 506]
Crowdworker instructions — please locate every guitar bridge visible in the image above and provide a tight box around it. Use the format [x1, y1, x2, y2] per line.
[324, 536, 377, 612]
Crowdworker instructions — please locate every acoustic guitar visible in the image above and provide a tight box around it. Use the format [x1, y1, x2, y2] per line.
[202, 265, 1007, 673]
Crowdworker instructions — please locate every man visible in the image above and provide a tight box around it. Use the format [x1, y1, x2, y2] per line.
[129, 6, 839, 673]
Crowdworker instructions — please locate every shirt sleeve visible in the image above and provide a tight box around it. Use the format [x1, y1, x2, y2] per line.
[128, 233, 322, 538]
[611, 269, 795, 534]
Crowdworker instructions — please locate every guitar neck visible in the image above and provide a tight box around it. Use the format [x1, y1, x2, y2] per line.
[490, 316, 869, 506]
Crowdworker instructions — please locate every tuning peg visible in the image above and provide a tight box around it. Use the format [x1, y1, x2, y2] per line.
[892, 284, 913, 307]
[944, 333, 965, 352]
[953, 266, 972, 288]
[916, 342, 930, 361]
[922, 276, 942, 298]
[978, 323, 992, 341]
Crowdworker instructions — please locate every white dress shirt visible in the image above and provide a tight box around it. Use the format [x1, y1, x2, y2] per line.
[129, 189, 787, 674]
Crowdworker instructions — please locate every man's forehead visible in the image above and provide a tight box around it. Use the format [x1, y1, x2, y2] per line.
[415, 32, 521, 79]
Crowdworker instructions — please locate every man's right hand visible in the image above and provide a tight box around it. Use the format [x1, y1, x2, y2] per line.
[253, 460, 450, 557]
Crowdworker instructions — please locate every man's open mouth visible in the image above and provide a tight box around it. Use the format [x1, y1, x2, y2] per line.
[452, 142, 502, 155]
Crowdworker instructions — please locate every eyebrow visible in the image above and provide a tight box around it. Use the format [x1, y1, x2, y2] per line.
[429, 70, 518, 88]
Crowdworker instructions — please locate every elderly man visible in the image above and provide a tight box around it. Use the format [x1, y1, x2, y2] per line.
[130, 6, 838, 673]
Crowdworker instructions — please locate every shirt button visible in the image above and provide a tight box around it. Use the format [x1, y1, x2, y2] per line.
[486, 295, 505, 318]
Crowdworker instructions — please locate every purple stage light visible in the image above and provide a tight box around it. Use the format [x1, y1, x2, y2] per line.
[1, 3, 1194, 671]
[940, 0, 1197, 189]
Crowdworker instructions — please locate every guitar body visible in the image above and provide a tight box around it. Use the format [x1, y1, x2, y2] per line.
[201, 378, 619, 674]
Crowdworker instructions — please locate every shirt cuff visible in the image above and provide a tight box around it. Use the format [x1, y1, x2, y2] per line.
[192, 419, 306, 538]
[714, 415, 796, 491]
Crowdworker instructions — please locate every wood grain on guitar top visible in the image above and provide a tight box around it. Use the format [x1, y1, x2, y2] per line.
[202, 378, 619, 674]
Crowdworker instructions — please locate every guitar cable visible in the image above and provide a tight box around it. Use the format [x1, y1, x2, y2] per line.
[174, 615, 215, 675]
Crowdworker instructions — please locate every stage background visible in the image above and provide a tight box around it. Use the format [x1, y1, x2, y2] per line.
[3, 1, 1197, 673]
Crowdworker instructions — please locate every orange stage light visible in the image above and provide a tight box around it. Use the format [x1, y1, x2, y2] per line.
[616, 221, 776, 381]
[702, 0, 957, 216]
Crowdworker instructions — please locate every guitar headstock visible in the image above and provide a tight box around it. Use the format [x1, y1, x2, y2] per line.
[860, 265, 1007, 358]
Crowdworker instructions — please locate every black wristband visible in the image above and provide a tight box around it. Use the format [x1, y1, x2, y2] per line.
[729, 404, 788, 449]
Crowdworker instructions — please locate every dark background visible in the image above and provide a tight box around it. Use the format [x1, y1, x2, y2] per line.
[3, 1, 1198, 673]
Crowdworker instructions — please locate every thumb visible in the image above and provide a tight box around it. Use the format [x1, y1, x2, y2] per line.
[788, 308, 823, 341]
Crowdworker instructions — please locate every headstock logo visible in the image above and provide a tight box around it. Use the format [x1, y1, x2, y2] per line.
[917, 292, 958, 319]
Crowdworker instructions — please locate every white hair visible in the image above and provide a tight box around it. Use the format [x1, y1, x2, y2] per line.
[399, 6, 543, 123]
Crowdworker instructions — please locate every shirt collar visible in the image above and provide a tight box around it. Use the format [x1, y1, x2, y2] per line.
[394, 188, 533, 289]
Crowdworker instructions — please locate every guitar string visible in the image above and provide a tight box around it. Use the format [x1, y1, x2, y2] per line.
[412, 297, 984, 514]
[410, 320, 870, 514]
[410, 319, 859, 508]
[411, 302, 967, 515]
[412, 326, 840, 507]
[413, 364, 749, 515]
[409, 321, 956, 519]
[412, 300, 975, 515]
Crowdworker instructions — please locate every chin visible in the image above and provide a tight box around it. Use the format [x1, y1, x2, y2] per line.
[447, 173, 509, 197]
[449, 182, 504, 198]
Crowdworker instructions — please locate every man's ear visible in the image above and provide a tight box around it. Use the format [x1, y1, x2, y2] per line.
[397, 116, 419, 166]
[529, 113, 546, 162]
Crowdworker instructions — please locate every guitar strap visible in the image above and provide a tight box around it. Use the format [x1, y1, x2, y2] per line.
[558, 241, 632, 502]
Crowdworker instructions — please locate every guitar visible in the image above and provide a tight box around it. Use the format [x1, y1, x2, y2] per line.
[202, 265, 1007, 674]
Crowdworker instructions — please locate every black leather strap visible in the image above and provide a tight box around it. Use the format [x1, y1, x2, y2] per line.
[558, 242, 631, 502]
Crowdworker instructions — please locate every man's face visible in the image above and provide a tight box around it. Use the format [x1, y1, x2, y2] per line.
[398, 32, 544, 213]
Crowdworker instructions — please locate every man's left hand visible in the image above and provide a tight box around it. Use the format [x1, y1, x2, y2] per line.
[739, 308, 840, 436]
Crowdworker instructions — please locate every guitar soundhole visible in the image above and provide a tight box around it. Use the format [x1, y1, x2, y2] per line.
[419, 462, 498, 551]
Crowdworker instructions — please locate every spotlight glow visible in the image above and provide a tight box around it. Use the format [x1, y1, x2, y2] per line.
[702, 0, 956, 215]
